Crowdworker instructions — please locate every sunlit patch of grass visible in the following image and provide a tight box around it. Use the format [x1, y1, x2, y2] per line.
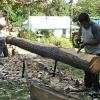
[11, 87, 29, 99]
[0, 82, 15, 90]
[58, 62, 84, 77]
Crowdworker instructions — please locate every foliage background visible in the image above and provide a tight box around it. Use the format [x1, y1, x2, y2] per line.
[0, 0, 100, 26]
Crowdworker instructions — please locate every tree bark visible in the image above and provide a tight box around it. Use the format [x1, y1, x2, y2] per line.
[6, 36, 95, 72]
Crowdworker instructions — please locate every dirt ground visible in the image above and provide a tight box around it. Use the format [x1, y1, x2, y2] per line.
[0, 48, 95, 100]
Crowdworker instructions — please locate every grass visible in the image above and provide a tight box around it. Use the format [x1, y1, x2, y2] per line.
[58, 62, 84, 78]
[11, 88, 28, 99]
[0, 81, 29, 100]
[0, 96, 11, 100]
[0, 82, 15, 90]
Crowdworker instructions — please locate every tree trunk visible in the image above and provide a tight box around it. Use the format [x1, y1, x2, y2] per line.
[6, 36, 95, 72]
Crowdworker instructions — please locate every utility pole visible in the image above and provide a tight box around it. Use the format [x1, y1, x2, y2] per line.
[28, 0, 32, 16]
[69, 0, 73, 40]
[46, 0, 52, 16]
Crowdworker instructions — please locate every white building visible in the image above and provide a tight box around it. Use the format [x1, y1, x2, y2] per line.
[22, 16, 73, 38]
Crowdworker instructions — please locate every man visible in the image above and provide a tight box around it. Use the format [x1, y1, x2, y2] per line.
[0, 10, 8, 57]
[77, 12, 100, 92]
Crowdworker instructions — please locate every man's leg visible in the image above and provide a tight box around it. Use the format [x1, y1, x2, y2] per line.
[0, 39, 5, 55]
[3, 44, 8, 57]
[84, 71, 92, 88]
[91, 73, 99, 92]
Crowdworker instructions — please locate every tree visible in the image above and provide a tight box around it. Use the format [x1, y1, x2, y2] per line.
[73, 0, 100, 21]
[49, 0, 69, 16]
[0, 0, 70, 25]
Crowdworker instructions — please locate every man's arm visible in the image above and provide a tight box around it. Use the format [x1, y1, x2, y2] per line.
[78, 27, 82, 39]
[0, 24, 7, 29]
[76, 27, 82, 44]
[84, 39, 100, 46]
[84, 24, 100, 46]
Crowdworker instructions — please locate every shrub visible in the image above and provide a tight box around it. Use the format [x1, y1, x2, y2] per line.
[18, 30, 72, 48]
[18, 29, 37, 41]
[41, 29, 54, 38]
[40, 36, 72, 48]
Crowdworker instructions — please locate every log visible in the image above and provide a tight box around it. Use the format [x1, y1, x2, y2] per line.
[6, 36, 95, 72]
[30, 83, 80, 100]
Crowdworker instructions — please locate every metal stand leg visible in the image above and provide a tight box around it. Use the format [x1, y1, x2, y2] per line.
[22, 60, 25, 78]
[53, 60, 58, 77]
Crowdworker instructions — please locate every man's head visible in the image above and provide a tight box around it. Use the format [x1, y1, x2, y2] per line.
[2, 10, 8, 17]
[78, 13, 90, 29]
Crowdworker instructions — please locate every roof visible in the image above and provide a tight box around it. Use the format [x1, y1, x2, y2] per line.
[27, 16, 71, 30]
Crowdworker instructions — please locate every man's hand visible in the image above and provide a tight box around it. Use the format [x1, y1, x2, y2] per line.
[76, 38, 81, 45]
[0, 25, 4, 29]
[89, 57, 100, 73]
[80, 43, 87, 48]
[0, 24, 8, 29]
[77, 43, 86, 53]
[75, 38, 82, 48]
[6, 24, 9, 29]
